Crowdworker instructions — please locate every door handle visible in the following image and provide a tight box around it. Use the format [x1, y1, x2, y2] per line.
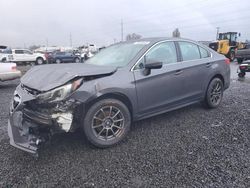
[206, 62, 212, 67]
[174, 70, 183, 75]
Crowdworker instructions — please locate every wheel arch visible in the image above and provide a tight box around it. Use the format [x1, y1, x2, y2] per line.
[36, 56, 45, 63]
[85, 92, 134, 119]
[211, 74, 224, 85]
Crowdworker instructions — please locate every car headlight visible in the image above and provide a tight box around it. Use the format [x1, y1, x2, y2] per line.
[36, 78, 83, 103]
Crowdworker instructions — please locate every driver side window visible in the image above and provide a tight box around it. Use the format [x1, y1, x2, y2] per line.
[135, 42, 177, 70]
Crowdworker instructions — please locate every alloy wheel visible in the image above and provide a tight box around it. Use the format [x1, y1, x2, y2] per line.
[210, 81, 222, 105]
[91, 106, 125, 141]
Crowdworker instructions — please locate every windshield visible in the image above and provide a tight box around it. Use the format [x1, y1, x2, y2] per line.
[85, 42, 148, 67]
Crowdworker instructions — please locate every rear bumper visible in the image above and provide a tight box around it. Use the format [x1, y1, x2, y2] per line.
[0, 71, 21, 81]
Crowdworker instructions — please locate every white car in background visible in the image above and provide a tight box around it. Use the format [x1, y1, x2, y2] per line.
[0, 62, 21, 81]
[0, 53, 10, 62]
[9, 49, 46, 65]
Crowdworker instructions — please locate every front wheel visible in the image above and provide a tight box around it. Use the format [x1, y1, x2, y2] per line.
[74, 57, 80, 63]
[204, 78, 224, 108]
[83, 99, 131, 148]
[55, 59, 61, 64]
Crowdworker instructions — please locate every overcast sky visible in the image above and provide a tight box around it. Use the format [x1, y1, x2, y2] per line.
[0, 0, 249, 47]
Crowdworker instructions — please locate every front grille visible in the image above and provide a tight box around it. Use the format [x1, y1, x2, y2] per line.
[23, 108, 53, 125]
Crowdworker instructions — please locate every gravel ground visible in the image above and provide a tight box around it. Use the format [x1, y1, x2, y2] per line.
[0, 63, 249, 187]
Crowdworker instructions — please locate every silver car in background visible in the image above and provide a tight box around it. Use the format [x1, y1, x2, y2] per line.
[8, 38, 230, 155]
[0, 62, 21, 82]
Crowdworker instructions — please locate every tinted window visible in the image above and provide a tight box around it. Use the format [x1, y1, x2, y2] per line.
[145, 42, 177, 65]
[24, 50, 32, 55]
[56, 52, 65, 55]
[65, 52, 73, 56]
[15, 50, 24, 54]
[179, 42, 200, 61]
[199, 47, 210, 58]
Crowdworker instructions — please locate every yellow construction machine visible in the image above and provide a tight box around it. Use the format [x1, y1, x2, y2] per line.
[209, 32, 245, 61]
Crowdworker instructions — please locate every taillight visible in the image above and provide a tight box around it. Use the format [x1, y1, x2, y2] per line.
[225, 58, 230, 65]
[11, 66, 17, 71]
[240, 66, 246, 70]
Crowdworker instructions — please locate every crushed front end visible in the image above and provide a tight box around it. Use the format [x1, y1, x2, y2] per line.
[8, 83, 81, 156]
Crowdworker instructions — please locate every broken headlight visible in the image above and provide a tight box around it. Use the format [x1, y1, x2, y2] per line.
[36, 78, 83, 103]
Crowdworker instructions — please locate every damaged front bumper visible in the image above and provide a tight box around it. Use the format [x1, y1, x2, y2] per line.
[8, 84, 80, 155]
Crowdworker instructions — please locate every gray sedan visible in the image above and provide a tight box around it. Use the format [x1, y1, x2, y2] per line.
[8, 37, 230, 155]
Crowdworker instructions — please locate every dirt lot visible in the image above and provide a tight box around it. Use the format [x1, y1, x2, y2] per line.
[0, 63, 249, 187]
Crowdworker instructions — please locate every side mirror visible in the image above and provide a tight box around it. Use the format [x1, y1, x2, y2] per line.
[145, 61, 163, 69]
[143, 59, 163, 76]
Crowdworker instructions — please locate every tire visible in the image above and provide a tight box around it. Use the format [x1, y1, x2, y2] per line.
[74, 57, 80, 63]
[237, 58, 243, 64]
[2, 58, 6, 62]
[238, 72, 245, 78]
[55, 59, 61, 64]
[36, 57, 44, 65]
[204, 78, 224, 108]
[228, 50, 235, 62]
[83, 99, 131, 148]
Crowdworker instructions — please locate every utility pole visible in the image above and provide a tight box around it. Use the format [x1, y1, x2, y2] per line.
[121, 19, 124, 42]
[216, 27, 220, 40]
[70, 32, 72, 47]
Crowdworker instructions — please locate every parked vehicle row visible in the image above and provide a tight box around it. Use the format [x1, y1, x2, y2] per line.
[47, 51, 81, 64]
[0, 48, 95, 65]
[8, 37, 230, 156]
[0, 48, 46, 65]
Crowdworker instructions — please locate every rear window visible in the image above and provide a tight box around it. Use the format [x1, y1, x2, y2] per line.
[199, 47, 210, 58]
[178, 42, 200, 61]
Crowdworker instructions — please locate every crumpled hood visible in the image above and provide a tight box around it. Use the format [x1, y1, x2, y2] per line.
[21, 63, 117, 91]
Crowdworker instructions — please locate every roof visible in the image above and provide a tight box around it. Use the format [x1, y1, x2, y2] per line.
[123, 37, 200, 44]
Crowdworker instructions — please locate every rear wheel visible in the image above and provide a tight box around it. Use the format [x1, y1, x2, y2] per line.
[55, 59, 61, 64]
[238, 72, 245, 78]
[2, 58, 6, 62]
[83, 99, 131, 148]
[36, 57, 44, 65]
[204, 78, 224, 108]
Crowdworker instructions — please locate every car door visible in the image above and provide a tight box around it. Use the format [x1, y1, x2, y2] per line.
[177, 41, 211, 100]
[13, 50, 24, 62]
[23, 50, 34, 61]
[57, 52, 65, 62]
[133, 41, 186, 116]
[61, 52, 71, 62]
[65, 52, 74, 62]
